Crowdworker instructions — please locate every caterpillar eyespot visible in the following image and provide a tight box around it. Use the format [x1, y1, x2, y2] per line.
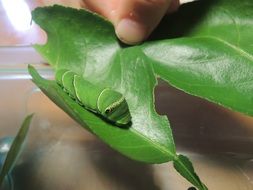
[55, 69, 131, 126]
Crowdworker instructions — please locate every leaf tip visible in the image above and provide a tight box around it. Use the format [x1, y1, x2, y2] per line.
[173, 154, 208, 190]
[24, 113, 34, 125]
[28, 64, 36, 78]
[27, 64, 44, 83]
[27, 64, 34, 72]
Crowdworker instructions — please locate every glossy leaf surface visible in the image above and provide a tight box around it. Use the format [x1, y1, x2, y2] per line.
[143, 0, 253, 115]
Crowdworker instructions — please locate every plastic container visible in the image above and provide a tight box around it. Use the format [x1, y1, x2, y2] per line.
[0, 45, 253, 190]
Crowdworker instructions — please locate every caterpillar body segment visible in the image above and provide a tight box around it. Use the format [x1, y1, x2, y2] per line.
[55, 69, 131, 126]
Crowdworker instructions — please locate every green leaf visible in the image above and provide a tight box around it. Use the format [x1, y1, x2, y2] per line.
[0, 114, 33, 186]
[31, 5, 177, 164]
[142, 0, 253, 116]
[28, 56, 176, 164]
[32, 5, 120, 74]
[173, 154, 207, 190]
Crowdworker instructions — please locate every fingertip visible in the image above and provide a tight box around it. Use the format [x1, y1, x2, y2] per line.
[167, 0, 180, 13]
[114, 0, 173, 45]
[115, 18, 148, 45]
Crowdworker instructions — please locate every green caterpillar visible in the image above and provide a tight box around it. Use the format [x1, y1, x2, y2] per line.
[55, 69, 131, 126]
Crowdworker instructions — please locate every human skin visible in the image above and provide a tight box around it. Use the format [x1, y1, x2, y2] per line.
[82, 0, 180, 45]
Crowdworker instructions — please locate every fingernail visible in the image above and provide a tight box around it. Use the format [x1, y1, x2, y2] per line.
[116, 19, 147, 45]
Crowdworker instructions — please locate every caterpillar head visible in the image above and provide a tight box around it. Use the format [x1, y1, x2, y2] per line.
[97, 88, 131, 126]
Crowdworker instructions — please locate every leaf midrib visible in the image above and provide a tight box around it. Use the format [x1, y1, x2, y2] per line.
[131, 127, 176, 159]
[196, 35, 253, 62]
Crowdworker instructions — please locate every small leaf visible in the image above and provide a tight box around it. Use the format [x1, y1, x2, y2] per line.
[173, 154, 207, 190]
[0, 114, 33, 186]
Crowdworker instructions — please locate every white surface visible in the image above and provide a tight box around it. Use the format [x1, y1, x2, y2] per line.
[181, 0, 196, 4]
[0, 46, 45, 64]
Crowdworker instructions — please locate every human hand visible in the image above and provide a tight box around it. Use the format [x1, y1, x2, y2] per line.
[82, 0, 180, 45]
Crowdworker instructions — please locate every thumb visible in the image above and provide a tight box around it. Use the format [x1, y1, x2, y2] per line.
[114, 0, 176, 45]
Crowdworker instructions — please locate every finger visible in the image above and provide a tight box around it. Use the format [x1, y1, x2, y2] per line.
[167, 0, 180, 13]
[82, 0, 118, 21]
[115, 0, 173, 45]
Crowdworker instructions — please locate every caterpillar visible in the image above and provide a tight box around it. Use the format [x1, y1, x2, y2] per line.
[55, 69, 131, 126]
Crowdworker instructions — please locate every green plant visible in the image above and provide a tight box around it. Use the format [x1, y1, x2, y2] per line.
[28, 0, 253, 189]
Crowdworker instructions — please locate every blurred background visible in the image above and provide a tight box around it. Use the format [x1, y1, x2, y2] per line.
[0, 0, 253, 189]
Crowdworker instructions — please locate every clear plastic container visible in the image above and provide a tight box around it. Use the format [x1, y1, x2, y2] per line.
[0, 45, 253, 190]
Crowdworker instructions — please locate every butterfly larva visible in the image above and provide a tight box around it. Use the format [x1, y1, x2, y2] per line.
[55, 69, 131, 126]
